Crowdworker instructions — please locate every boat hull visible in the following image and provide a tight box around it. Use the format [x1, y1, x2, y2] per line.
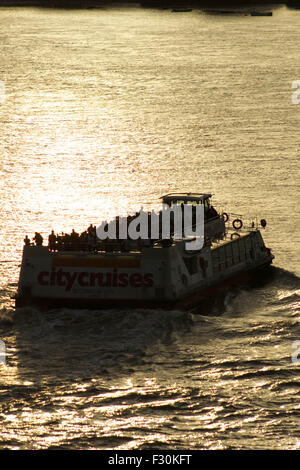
[15, 226, 274, 313]
[15, 258, 273, 313]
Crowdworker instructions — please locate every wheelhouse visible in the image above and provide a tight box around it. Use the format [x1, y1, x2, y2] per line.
[160, 193, 213, 212]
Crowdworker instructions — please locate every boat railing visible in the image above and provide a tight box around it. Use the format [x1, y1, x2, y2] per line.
[219, 214, 268, 242]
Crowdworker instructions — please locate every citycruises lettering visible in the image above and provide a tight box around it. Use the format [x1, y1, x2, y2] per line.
[37, 269, 153, 291]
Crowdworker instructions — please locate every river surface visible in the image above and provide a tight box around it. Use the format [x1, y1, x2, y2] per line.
[0, 4, 299, 450]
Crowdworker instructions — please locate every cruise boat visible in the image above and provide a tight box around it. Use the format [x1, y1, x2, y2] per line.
[15, 194, 274, 312]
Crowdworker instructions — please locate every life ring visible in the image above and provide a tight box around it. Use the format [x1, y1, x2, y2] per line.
[231, 232, 240, 240]
[222, 212, 229, 222]
[260, 219, 267, 228]
[232, 218, 243, 230]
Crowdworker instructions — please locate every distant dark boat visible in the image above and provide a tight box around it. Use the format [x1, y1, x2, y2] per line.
[172, 8, 193, 12]
[250, 11, 273, 16]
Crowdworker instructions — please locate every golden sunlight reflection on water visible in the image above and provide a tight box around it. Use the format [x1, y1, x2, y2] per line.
[0, 5, 299, 450]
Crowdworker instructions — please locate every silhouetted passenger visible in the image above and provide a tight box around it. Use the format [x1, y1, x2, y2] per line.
[70, 229, 80, 250]
[56, 234, 63, 251]
[34, 232, 43, 246]
[24, 235, 30, 246]
[87, 224, 95, 235]
[64, 233, 71, 251]
[48, 230, 56, 250]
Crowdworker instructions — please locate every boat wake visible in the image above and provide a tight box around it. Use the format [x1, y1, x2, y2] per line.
[0, 264, 298, 383]
[12, 307, 194, 380]
[188, 265, 300, 322]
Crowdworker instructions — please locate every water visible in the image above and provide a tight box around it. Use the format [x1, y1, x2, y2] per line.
[0, 5, 299, 449]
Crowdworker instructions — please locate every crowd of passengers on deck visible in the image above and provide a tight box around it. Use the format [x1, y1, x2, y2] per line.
[23, 223, 158, 252]
[24, 224, 100, 251]
[23, 205, 218, 252]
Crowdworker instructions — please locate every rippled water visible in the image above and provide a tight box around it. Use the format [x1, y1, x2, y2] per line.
[0, 5, 299, 449]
